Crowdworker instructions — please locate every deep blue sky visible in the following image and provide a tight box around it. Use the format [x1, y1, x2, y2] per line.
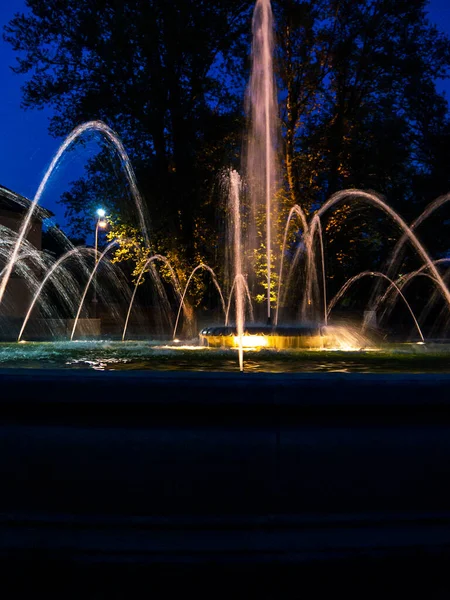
[0, 0, 450, 226]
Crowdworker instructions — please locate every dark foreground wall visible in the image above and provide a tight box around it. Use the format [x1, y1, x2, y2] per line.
[1, 369, 450, 575]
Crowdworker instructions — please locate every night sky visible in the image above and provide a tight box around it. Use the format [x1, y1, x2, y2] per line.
[0, 0, 450, 227]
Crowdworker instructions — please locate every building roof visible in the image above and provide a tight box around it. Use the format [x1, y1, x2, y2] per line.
[0, 185, 54, 220]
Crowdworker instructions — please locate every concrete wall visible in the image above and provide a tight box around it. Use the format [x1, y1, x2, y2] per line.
[1, 371, 450, 565]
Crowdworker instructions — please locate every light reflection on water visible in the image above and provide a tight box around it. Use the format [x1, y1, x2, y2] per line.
[0, 340, 449, 373]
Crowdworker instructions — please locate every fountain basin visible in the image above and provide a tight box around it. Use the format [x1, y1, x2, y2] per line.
[199, 324, 367, 350]
[200, 325, 323, 349]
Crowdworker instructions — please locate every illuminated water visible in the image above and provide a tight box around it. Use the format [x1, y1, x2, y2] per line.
[245, 0, 279, 322]
[2, 341, 450, 373]
[1, 0, 450, 373]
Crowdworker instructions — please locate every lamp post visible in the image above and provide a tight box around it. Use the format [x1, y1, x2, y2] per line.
[93, 208, 107, 318]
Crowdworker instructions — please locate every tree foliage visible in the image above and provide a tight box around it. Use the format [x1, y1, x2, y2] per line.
[275, 0, 450, 298]
[5, 0, 450, 309]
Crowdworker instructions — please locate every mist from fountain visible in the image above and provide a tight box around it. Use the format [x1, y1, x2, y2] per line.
[327, 271, 424, 343]
[275, 204, 308, 326]
[123, 255, 183, 342]
[279, 189, 450, 330]
[378, 259, 450, 335]
[70, 240, 119, 340]
[172, 263, 226, 342]
[18, 247, 95, 342]
[225, 276, 255, 328]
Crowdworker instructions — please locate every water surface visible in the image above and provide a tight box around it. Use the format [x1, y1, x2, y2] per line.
[1, 340, 450, 373]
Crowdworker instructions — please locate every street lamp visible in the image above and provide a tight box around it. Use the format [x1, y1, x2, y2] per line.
[93, 209, 107, 317]
[95, 214, 107, 261]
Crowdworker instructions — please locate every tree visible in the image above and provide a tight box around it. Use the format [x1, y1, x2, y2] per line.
[5, 0, 450, 315]
[276, 0, 450, 208]
[4, 0, 253, 304]
[274, 0, 450, 307]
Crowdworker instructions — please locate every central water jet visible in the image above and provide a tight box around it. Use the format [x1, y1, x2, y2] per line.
[246, 0, 279, 323]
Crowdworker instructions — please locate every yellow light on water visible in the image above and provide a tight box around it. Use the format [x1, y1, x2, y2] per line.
[233, 335, 268, 348]
[156, 345, 209, 351]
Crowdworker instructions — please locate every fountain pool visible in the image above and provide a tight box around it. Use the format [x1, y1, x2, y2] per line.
[1, 339, 450, 373]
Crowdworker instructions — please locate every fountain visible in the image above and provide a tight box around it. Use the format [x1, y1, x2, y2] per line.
[6, 2, 450, 577]
[1, 0, 450, 373]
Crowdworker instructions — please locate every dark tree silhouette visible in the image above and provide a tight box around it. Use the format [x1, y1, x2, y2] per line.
[5, 0, 450, 303]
